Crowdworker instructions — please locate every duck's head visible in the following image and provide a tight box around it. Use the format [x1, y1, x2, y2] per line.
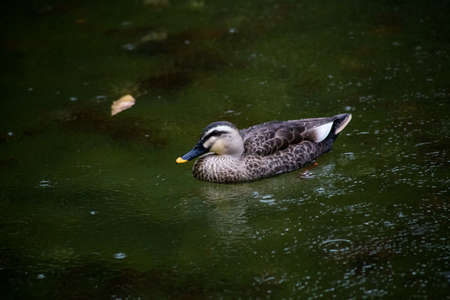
[176, 121, 244, 164]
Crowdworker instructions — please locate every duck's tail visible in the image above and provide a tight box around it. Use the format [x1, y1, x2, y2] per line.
[333, 113, 352, 135]
[315, 113, 352, 154]
[307, 113, 352, 143]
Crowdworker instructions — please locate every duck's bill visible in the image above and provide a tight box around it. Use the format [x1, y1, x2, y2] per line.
[176, 142, 208, 164]
[176, 157, 188, 164]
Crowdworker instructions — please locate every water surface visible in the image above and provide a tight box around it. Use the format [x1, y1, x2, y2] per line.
[1, 0, 449, 298]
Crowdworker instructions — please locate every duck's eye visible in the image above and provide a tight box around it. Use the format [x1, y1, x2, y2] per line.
[212, 130, 227, 136]
[203, 130, 228, 141]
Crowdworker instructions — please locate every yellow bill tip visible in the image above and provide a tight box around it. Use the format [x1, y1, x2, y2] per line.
[176, 157, 188, 164]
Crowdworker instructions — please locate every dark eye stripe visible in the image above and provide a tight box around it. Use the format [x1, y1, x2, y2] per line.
[203, 130, 228, 141]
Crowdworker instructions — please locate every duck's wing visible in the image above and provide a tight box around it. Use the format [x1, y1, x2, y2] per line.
[241, 114, 351, 156]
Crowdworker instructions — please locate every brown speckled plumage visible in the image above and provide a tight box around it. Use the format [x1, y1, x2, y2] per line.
[179, 114, 351, 183]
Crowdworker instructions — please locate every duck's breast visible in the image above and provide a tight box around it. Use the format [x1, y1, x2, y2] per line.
[193, 154, 248, 183]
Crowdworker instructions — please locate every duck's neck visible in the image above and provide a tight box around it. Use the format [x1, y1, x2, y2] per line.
[210, 132, 244, 158]
[227, 132, 244, 157]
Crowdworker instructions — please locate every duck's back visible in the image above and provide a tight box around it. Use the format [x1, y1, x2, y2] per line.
[240, 114, 350, 157]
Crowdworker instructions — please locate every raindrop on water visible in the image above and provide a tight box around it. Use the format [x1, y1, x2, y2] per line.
[122, 43, 135, 51]
[39, 179, 52, 188]
[320, 239, 352, 254]
[113, 252, 127, 260]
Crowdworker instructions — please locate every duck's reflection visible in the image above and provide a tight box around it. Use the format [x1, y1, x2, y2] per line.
[196, 178, 295, 245]
[199, 183, 255, 243]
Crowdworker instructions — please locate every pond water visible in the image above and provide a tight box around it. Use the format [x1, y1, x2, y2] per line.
[1, 0, 449, 298]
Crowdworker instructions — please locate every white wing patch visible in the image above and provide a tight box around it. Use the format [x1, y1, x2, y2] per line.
[311, 122, 333, 142]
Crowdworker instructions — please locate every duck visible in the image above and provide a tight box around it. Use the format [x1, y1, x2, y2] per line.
[176, 113, 352, 183]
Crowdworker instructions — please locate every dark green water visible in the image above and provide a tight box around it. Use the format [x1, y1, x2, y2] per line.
[1, 0, 449, 298]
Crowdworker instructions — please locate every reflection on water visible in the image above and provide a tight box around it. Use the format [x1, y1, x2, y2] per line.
[1, 0, 449, 298]
[200, 184, 252, 246]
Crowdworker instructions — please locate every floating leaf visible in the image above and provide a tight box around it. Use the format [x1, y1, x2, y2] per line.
[111, 94, 135, 116]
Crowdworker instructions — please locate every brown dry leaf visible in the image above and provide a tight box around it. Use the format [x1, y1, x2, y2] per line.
[111, 94, 136, 116]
